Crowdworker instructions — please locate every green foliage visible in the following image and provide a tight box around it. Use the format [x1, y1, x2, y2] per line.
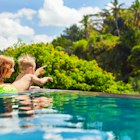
[52, 37, 72, 50]
[3, 43, 134, 94]
[92, 34, 120, 52]
[129, 76, 140, 92]
[70, 34, 120, 61]
[70, 39, 88, 58]
[62, 24, 84, 41]
[49, 2, 139, 89]
[128, 45, 140, 72]
[52, 24, 84, 54]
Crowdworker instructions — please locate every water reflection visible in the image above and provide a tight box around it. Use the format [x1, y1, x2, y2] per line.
[0, 91, 140, 139]
[0, 98, 13, 118]
[16, 94, 53, 118]
[52, 93, 140, 140]
[0, 93, 53, 134]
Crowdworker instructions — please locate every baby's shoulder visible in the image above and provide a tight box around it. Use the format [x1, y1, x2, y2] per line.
[23, 73, 34, 78]
[25, 73, 33, 76]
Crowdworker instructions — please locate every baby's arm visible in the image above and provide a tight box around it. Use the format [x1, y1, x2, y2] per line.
[31, 75, 53, 86]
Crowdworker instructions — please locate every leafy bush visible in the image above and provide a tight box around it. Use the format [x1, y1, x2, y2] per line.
[3, 43, 134, 93]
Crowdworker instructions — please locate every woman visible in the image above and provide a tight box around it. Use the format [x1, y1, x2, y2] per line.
[0, 55, 17, 93]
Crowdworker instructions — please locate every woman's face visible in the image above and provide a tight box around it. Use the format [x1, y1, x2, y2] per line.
[5, 66, 14, 78]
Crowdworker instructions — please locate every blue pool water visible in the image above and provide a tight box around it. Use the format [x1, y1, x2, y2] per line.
[0, 89, 140, 140]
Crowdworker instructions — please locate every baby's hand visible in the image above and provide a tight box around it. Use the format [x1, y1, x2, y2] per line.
[35, 65, 47, 76]
[47, 77, 53, 82]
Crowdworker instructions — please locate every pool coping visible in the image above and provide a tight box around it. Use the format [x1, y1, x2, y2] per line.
[31, 88, 140, 99]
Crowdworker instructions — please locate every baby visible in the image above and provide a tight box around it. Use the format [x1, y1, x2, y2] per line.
[12, 54, 53, 91]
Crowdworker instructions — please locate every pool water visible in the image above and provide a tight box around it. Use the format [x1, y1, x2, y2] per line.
[0, 89, 140, 140]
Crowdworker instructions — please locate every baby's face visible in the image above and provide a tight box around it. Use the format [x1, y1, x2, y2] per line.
[28, 66, 35, 74]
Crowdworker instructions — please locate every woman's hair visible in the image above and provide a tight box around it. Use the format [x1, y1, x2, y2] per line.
[0, 55, 14, 80]
[18, 54, 36, 72]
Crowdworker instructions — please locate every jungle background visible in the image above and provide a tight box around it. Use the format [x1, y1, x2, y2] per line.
[1, 0, 140, 94]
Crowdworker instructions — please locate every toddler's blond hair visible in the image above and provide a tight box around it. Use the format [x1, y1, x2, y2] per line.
[18, 54, 36, 72]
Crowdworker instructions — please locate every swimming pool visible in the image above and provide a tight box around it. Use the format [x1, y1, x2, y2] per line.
[0, 89, 140, 140]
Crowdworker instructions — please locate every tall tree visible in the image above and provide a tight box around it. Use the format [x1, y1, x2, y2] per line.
[62, 24, 83, 41]
[130, 0, 140, 29]
[109, 0, 124, 36]
[80, 15, 94, 39]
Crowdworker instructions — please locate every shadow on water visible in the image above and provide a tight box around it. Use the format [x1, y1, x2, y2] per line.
[0, 89, 140, 140]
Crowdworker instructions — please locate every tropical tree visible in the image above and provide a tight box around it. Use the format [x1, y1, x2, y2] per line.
[80, 15, 94, 39]
[108, 0, 124, 36]
[98, 8, 111, 32]
[62, 24, 84, 41]
[130, 0, 140, 29]
[52, 24, 84, 54]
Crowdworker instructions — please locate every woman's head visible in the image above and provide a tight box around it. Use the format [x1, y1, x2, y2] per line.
[0, 55, 15, 81]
